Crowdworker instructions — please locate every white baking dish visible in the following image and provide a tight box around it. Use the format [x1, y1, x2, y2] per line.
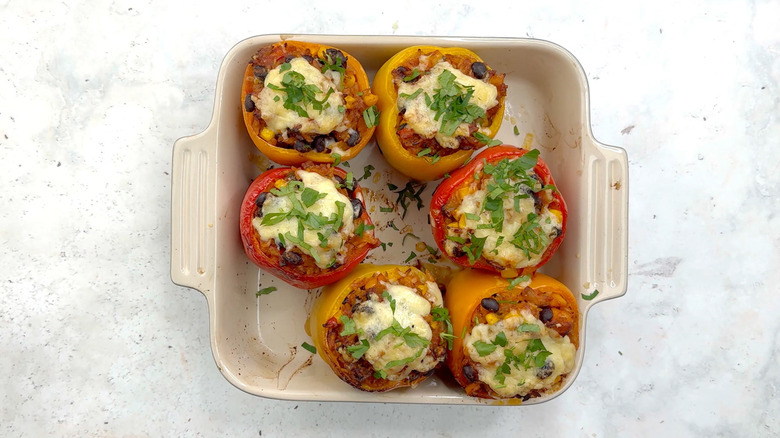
[171, 34, 628, 405]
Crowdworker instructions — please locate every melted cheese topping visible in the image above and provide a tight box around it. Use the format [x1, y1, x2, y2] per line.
[444, 179, 561, 269]
[396, 61, 498, 149]
[255, 58, 346, 134]
[352, 282, 443, 381]
[252, 170, 354, 269]
[464, 310, 575, 398]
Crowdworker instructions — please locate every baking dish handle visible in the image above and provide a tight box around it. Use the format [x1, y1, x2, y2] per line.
[585, 140, 629, 304]
[170, 128, 217, 297]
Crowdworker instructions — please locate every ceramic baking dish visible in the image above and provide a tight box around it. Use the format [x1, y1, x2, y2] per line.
[170, 34, 628, 405]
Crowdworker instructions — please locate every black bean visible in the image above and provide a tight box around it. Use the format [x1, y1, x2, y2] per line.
[550, 227, 562, 238]
[324, 48, 347, 67]
[284, 54, 295, 63]
[540, 307, 553, 323]
[393, 66, 410, 78]
[351, 198, 364, 218]
[481, 297, 500, 312]
[302, 54, 314, 63]
[462, 365, 477, 382]
[282, 251, 303, 266]
[253, 65, 268, 81]
[293, 140, 310, 153]
[255, 192, 268, 210]
[353, 302, 373, 315]
[532, 192, 542, 212]
[277, 240, 285, 251]
[536, 360, 555, 379]
[312, 135, 330, 152]
[346, 130, 361, 147]
[471, 62, 488, 79]
[452, 246, 466, 258]
[244, 94, 255, 112]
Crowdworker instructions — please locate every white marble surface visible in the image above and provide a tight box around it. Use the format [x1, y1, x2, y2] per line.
[2, 0, 779, 436]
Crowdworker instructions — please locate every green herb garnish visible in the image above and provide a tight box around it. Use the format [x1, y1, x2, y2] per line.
[301, 342, 317, 354]
[362, 105, 380, 128]
[582, 289, 600, 300]
[517, 323, 540, 333]
[256, 287, 277, 297]
[403, 68, 422, 82]
[507, 275, 531, 290]
[473, 340, 497, 357]
[474, 132, 502, 147]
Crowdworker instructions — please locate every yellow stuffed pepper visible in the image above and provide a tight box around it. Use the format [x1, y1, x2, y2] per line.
[445, 269, 579, 401]
[306, 264, 452, 392]
[372, 46, 507, 181]
[242, 41, 379, 166]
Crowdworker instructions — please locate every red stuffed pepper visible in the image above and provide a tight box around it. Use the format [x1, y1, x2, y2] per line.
[240, 163, 379, 289]
[429, 146, 567, 278]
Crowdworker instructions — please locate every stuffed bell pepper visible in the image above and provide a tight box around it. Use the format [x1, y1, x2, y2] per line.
[239, 163, 379, 289]
[429, 146, 567, 278]
[306, 264, 451, 391]
[372, 46, 507, 181]
[241, 41, 379, 166]
[445, 269, 579, 400]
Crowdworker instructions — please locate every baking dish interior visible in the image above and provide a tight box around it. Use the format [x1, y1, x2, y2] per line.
[196, 35, 622, 404]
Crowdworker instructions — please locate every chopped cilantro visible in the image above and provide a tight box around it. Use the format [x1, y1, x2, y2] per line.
[362, 105, 380, 128]
[301, 342, 317, 354]
[474, 132, 502, 147]
[473, 340, 497, 357]
[346, 339, 370, 359]
[403, 68, 422, 82]
[582, 289, 600, 300]
[256, 286, 276, 297]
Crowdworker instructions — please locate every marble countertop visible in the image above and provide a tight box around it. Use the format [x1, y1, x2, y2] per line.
[2, 0, 778, 436]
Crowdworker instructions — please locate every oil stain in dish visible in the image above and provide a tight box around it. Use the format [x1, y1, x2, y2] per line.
[275, 346, 314, 391]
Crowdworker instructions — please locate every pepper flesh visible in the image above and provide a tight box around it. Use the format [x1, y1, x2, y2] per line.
[429, 145, 567, 276]
[372, 46, 506, 181]
[444, 269, 579, 400]
[241, 41, 376, 166]
[239, 165, 378, 289]
[306, 264, 447, 391]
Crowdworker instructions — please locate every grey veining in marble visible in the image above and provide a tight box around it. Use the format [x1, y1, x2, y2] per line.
[1, 0, 778, 436]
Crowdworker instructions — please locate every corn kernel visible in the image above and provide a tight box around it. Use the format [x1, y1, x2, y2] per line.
[486, 313, 499, 325]
[447, 222, 459, 228]
[260, 128, 275, 142]
[500, 268, 518, 279]
[458, 215, 467, 228]
[274, 180, 286, 189]
[362, 93, 378, 106]
[343, 74, 356, 88]
[550, 209, 563, 223]
[345, 95, 357, 109]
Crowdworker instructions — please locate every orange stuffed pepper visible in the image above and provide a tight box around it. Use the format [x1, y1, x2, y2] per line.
[241, 41, 378, 166]
[306, 264, 452, 391]
[372, 46, 507, 181]
[445, 269, 579, 401]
